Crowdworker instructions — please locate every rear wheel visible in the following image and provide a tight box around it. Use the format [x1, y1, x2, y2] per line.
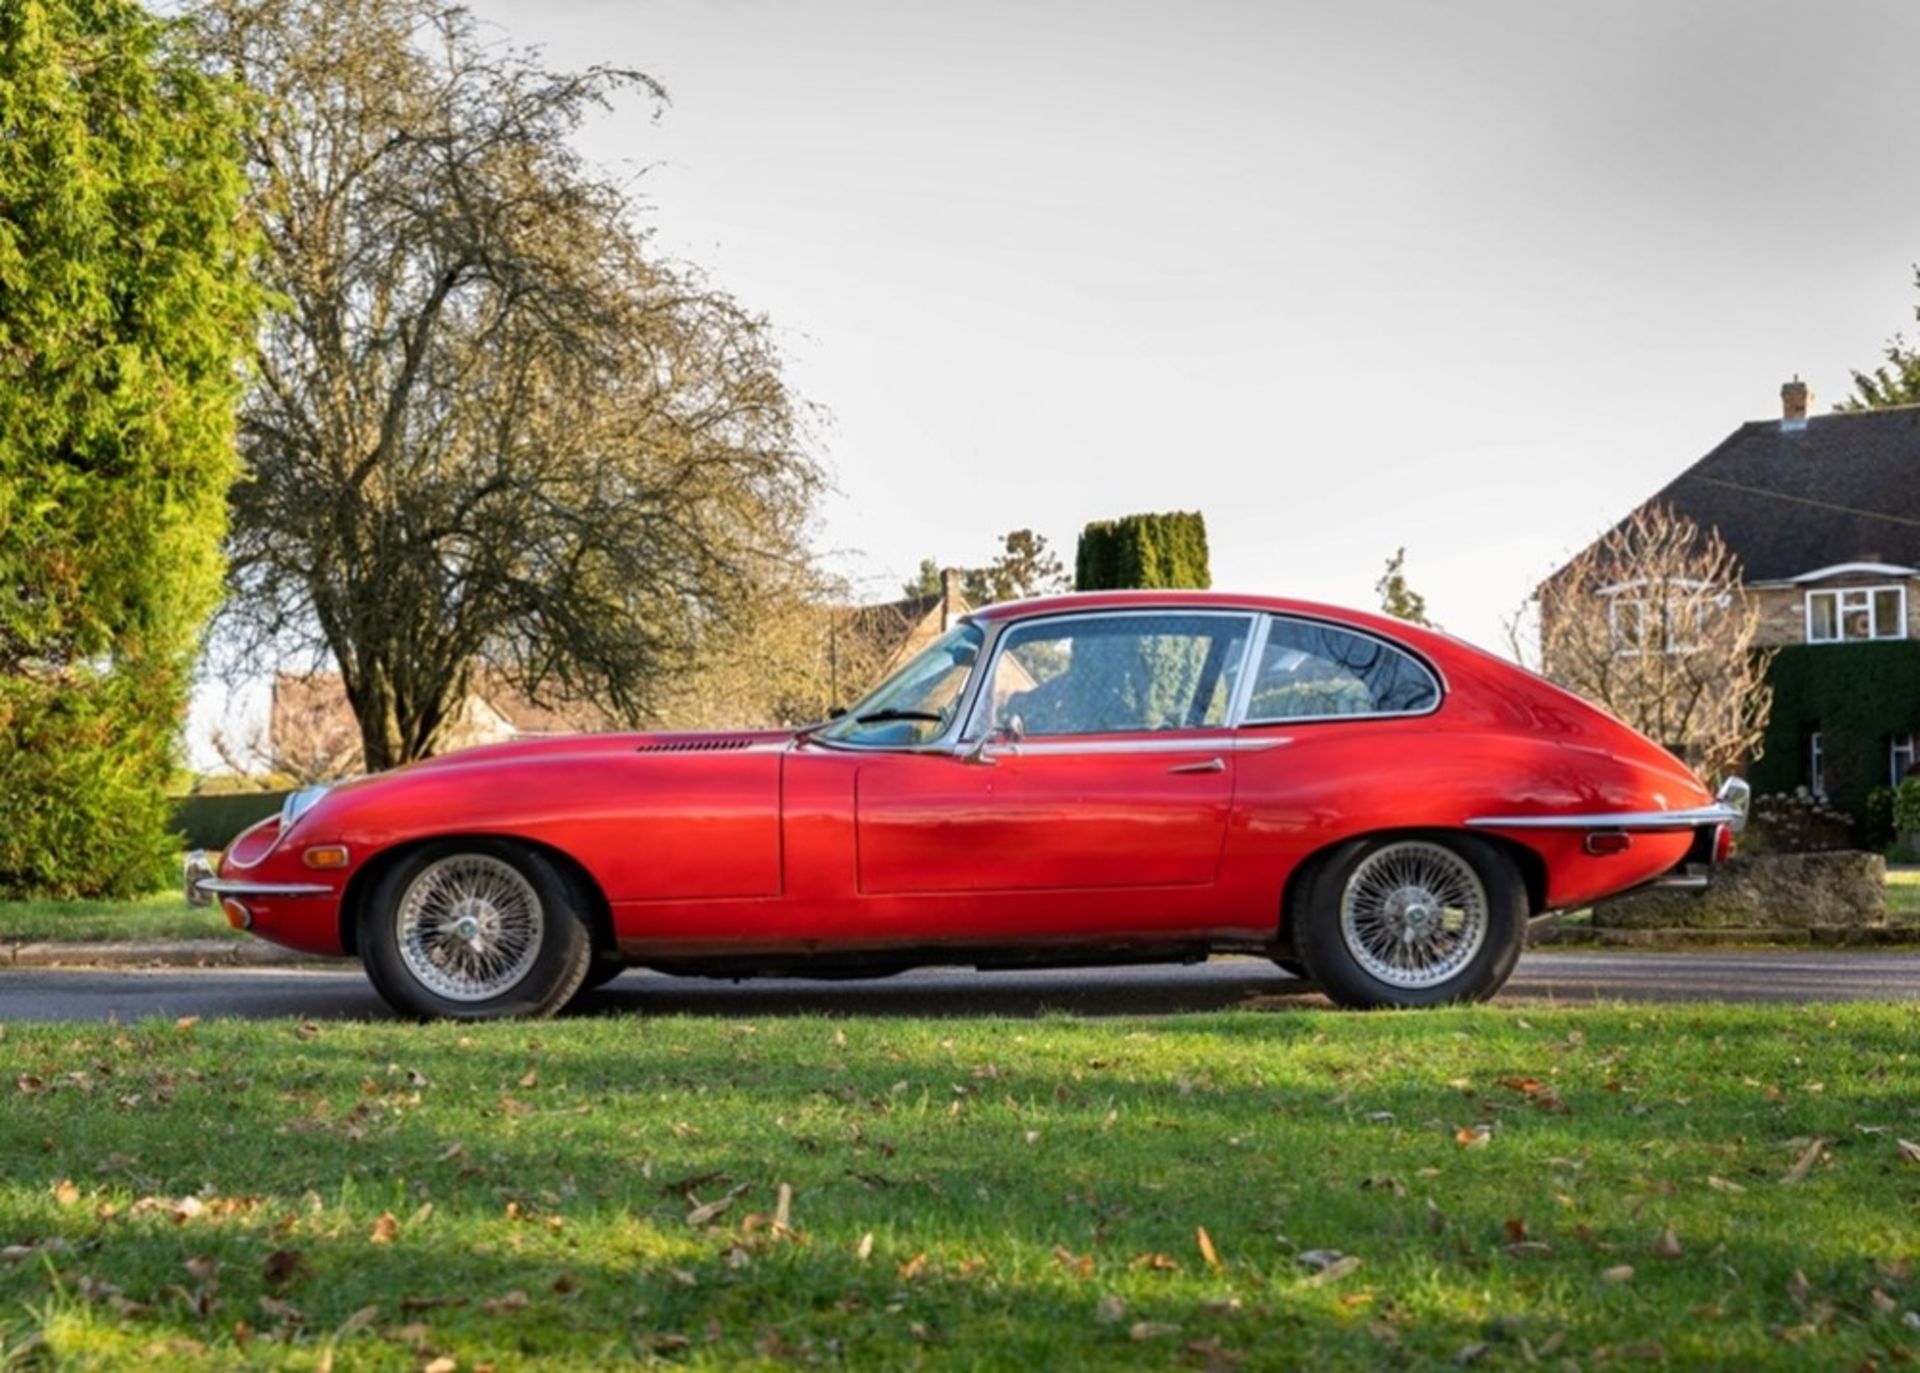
[1295, 835, 1524, 1009]
[360, 839, 592, 1020]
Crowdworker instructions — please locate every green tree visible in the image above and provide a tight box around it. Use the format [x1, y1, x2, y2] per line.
[0, 0, 261, 897]
[904, 530, 1068, 605]
[1840, 265, 1920, 409]
[195, 0, 820, 770]
[1375, 547, 1435, 627]
[1074, 512, 1211, 591]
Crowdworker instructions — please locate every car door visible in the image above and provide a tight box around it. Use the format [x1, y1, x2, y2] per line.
[853, 610, 1255, 895]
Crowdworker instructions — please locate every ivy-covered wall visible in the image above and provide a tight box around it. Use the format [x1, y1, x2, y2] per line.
[1749, 641, 1920, 821]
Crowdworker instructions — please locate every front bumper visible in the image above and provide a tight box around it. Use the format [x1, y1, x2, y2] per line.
[184, 850, 335, 906]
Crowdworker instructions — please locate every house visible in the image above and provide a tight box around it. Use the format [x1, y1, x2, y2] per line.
[267, 671, 612, 780]
[1557, 378, 1920, 816]
[826, 568, 976, 705]
[259, 570, 980, 777]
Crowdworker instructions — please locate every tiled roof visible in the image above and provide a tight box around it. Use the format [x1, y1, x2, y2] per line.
[1643, 405, 1920, 581]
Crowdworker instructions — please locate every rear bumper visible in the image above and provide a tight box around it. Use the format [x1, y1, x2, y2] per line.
[1466, 778, 1751, 834]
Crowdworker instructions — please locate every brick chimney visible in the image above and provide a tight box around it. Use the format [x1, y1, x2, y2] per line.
[1781, 375, 1810, 431]
[939, 566, 966, 629]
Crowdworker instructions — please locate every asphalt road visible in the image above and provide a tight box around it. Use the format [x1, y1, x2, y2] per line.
[0, 950, 1916, 1023]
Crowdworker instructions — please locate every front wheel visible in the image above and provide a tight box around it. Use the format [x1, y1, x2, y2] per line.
[1295, 835, 1525, 1009]
[360, 839, 593, 1020]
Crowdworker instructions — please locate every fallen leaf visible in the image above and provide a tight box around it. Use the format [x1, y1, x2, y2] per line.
[856, 1232, 874, 1262]
[1130, 1321, 1180, 1341]
[518, 1069, 539, 1089]
[53, 1179, 79, 1207]
[1506, 1242, 1553, 1259]
[1601, 1264, 1635, 1283]
[1705, 1175, 1746, 1194]
[1897, 1138, 1920, 1164]
[1130, 1252, 1180, 1272]
[1781, 1138, 1824, 1184]
[1095, 1294, 1128, 1324]
[1652, 1227, 1683, 1259]
[685, 1194, 741, 1227]
[482, 1290, 528, 1313]
[898, 1252, 928, 1281]
[1305, 1256, 1361, 1286]
[370, 1212, 399, 1244]
[773, 1182, 793, 1236]
[1196, 1226, 1223, 1272]
[175, 1017, 200, 1032]
[424, 1359, 456, 1373]
[1504, 1218, 1529, 1243]
[1455, 1125, 1492, 1150]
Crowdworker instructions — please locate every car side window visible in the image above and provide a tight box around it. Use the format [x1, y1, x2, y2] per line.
[983, 613, 1252, 737]
[1244, 617, 1439, 721]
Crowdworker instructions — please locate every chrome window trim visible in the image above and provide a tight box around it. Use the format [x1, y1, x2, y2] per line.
[1237, 613, 1446, 727]
[957, 607, 1260, 744]
[804, 617, 992, 754]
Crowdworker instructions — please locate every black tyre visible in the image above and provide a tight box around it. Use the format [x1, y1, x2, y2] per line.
[575, 957, 628, 994]
[1294, 834, 1525, 1009]
[360, 838, 593, 1021]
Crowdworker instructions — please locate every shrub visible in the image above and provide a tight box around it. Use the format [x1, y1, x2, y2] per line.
[1745, 789, 1855, 855]
[1863, 784, 1897, 851]
[1895, 777, 1920, 835]
[0, 0, 261, 896]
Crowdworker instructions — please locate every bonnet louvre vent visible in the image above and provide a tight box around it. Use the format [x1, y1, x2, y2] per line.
[633, 736, 758, 754]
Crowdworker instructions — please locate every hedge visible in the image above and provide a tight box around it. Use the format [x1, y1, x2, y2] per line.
[1074, 512, 1211, 591]
[1748, 640, 1920, 827]
[169, 792, 290, 852]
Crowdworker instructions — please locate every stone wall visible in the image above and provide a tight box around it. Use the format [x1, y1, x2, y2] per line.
[1592, 851, 1887, 930]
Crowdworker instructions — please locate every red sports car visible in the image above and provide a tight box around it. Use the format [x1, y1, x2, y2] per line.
[189, 592, 1747, 1019]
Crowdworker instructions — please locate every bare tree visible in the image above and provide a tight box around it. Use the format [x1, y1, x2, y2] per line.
[1519, 504, 1772, 783]
[193, 0, 820, 769]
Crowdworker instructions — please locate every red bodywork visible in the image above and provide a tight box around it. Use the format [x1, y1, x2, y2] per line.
[214, 593, 1720, 968]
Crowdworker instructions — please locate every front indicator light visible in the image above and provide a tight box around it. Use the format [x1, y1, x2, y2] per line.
[303, 845, 350, 870]
[220, 899, 253, 930]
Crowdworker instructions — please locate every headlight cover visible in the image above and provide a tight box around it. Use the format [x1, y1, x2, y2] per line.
[280, 784, 333, 835]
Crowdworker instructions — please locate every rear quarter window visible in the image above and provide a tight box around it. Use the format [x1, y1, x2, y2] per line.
[1244, 617, 1440, 721]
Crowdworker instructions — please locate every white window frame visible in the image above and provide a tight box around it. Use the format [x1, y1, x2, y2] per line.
[1893, 733, 1916, 787]
[1804, 584, 1907, 644]
[1601, 578, 1715, 657]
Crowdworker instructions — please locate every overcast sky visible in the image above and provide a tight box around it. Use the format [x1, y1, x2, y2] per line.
[189, 0, 1920, 761]
[444, 0, 1920, 652]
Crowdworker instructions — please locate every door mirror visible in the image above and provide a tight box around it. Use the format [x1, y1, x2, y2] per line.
[957, 716, 1024, 766]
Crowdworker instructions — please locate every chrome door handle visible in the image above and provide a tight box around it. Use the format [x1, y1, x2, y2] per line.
[1168, 757, 1226, 775]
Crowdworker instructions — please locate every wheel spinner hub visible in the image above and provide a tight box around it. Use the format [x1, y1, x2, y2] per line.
[1337, 843, 1490, 989]
[394, 854, 546, 1003]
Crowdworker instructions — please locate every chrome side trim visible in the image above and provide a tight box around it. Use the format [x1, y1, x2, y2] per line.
[195, 878, 337, 899]
[1466, 803, 1742, 831]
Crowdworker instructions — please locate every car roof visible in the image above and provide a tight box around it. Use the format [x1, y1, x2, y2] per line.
[969, 590, 1423, 641]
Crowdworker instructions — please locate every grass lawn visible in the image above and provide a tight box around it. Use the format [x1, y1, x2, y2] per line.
[0, 893, 236, 945]
[0, 1005, 1914, 1369]
[1888, 868, 1920, 920]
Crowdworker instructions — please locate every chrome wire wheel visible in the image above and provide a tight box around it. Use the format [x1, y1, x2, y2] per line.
[394, 853, 546, 1003]
[1337, 841, 1489, 990]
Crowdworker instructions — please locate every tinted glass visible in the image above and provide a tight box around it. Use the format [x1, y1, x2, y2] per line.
[982, 613, 1252, 737]
[1245, 618, 1439, 720]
